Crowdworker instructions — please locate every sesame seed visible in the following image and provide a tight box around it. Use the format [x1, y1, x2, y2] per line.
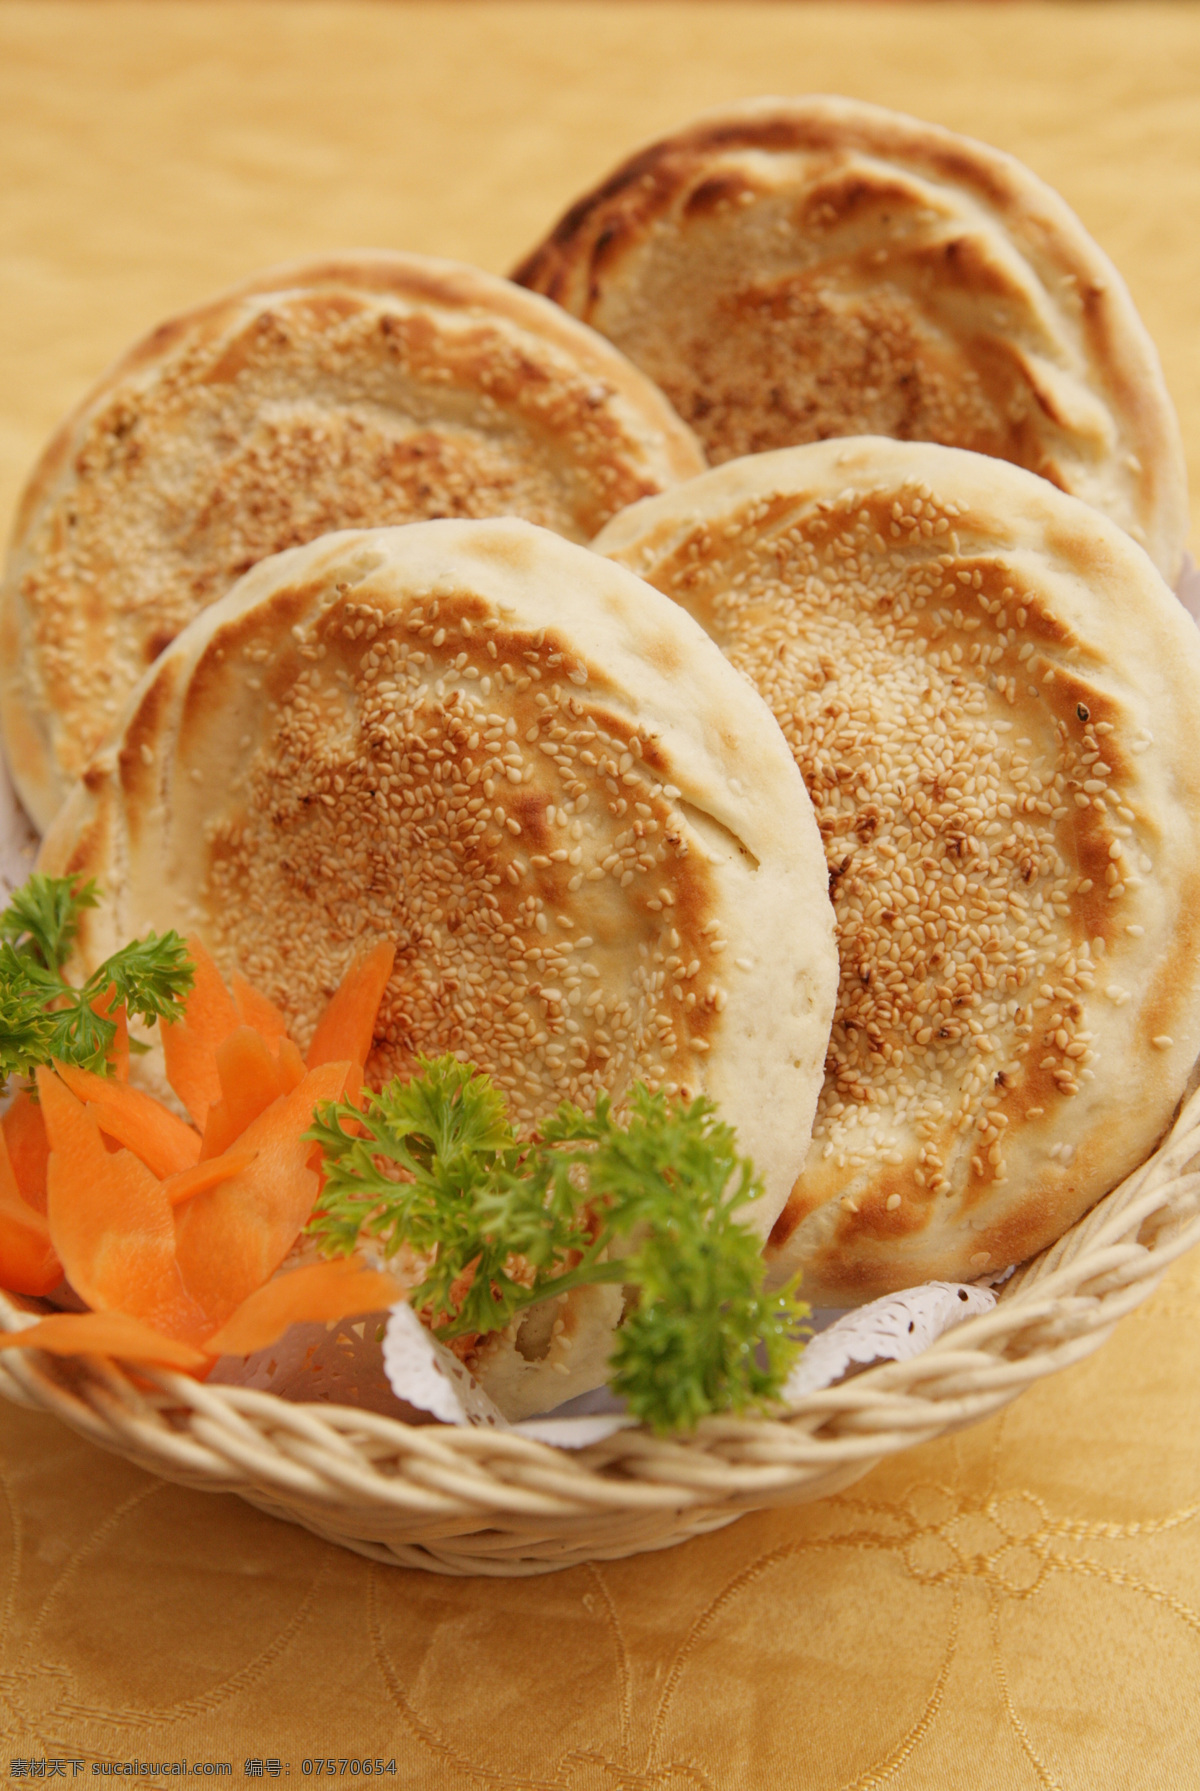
[197, 576, 723, 1132]
[617, 474, 1159, 1211]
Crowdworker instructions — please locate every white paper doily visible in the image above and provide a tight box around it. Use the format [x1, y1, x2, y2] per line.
[370, 1281, 997, 1436]
[379, 1304, 635, 1446]
[784, 1283, 997, 1400]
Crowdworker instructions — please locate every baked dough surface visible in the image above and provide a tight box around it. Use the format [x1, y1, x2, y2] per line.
[1, 253, 704, 829]
[596, 439, 1200, 1303]
[39, 518, 837, 1244]
[517, 95, 1187, 584]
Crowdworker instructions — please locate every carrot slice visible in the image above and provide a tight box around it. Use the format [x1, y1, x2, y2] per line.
[205, 1260, 407, 1357]
[162, 1143, 258, 1208]
[160, 936, 238, 1127]
[39, 1068, 207, 1342]
[0, 1215, 61, 1297]
[90, 984, 130, 1081]
[55, 1061, 202, 1179]
[2, 1087, 49, 1214]
[231, 974, 291, 1049]
[307, 942, 395, 1073]
[174, 1060, 351, 1327]
[199, 1027, 295, 1161]
[0, 1127, 60, 1296]
[0, 1310, 206, 1370]
[275, 1036, 308, 1093]
[109, 1006, 130, 1082]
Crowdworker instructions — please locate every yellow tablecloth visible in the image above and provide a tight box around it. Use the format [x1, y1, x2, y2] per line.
[3, 5, 1200, 1785]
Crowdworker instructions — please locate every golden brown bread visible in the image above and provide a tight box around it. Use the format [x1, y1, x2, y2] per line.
[1, 252, 704, 830]
[38, 518, 838, 1243]
[595, 439, 1200, 1304]
[39, 516, 840, 1414]
[517, 95, 1187, 585]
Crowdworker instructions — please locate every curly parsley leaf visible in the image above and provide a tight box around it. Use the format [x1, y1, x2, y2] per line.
[305, 1056, 604, 1339]
[306, 1057, 809, 1432]
[0, 954, 60, 1084]
[0, 872, 98, 973]
[80, 932, 195, 1028]
[0, 875, 195, 1084]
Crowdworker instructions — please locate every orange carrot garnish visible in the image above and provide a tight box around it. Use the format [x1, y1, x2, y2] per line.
[199, 1026, 297, 1162]
[275, 1036, 308, 1092]
[90, 983, 130, 1081]
[231, 973, 291, 1049]
[160, 936, 238, 1127]
[109, 1006, 130, 1081]
[174, 1060, 351, 1328]
[161, 1143, 258, 1208]
[54, 1061, 201, 1179]
[204, 1260, 406, 1357]
[306, 942, 395, 1074]
[1, 1087, 49, 1214]
[0, 1310, 206, 1370]
[0, 1127, 60, 1296]
[3, 934, 401, 1360]
[39, 1068, 207, 1342]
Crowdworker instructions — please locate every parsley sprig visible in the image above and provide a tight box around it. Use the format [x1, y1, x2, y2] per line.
[306, 1056, 809, 1432]
[0, 873, 195, 1085]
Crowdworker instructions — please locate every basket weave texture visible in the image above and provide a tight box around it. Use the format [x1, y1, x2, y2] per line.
[3, 1082, 1200, 1576]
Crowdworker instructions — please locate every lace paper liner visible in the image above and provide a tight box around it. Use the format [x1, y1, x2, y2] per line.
[396, 1285, 998, 1429]
[379, 1304, 634, 1446]
[0, 554, 1193, 1440]
[374, 1285, 996, 1435]
[207, 1306, 636, 1446]
[208, 1281, 997, 1442]
[783, 1283, 997, 1399]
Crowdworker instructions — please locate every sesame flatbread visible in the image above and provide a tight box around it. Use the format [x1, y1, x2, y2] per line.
[1, 252, 704, 830]
[517, 95, 1187, 583]
[38, 519, 837, 1245]
[595, 439, 1200, 1304]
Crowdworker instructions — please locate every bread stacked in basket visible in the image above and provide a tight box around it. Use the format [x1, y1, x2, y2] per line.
[3, 96, 1198, 1430]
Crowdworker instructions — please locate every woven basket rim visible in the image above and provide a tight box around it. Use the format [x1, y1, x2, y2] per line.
[3, 1078, 1199, 1572]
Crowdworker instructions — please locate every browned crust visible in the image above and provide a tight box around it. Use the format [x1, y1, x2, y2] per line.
[11, 252, 701, 554]
[515, 95, 1186, 581]
[595, 438, 1200, 1305]
[2, 251, 706, 829]
[36, 519, 838, 1240]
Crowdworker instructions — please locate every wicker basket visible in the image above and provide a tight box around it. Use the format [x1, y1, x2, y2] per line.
[3, 1078, 1199, 1577]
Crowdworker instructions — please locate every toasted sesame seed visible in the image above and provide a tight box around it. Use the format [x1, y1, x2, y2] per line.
[20, 274, 708, 802]
[199, 578, 723, 1130]
[620, 475, 1159, 1211]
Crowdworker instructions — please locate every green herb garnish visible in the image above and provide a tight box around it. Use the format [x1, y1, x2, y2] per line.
[0, 873, 195, 1085]
[306, 1055, 809, 1432]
